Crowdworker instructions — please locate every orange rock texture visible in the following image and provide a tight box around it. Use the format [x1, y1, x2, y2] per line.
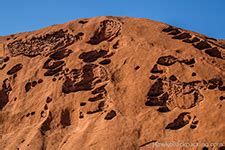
[0, 16, 225, 150]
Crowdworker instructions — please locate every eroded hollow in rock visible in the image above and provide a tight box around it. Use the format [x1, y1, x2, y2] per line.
[150, 64, 163, 74]
[62, 64, 99, 94]
[168, 29, 181, 35]
[180, 58, 195, 65]
[40, 112, 53, 134]
[49, 49, 73, 60]
[162, 26, 174, 32]
[172, 33, 192, 40]
[207, 78, 223, 90]
[43, 59, 65, 70]
[44, 66, 64, 76]
[0, 64, 6, 70]
[25, 82, 32, 92]
[145, 92, 169, 106]
[87, 19, 122, 45]
[104, 110, 117, 120]
[204, 47, 222, 59]
[4, 56, 10, 62]
[99, 59, 111, 65]
[147, 78, 164, 98]
[157, 106, 170, 113]
[0, 79, 12, 110]
[183, 37, 200, 43]
[91, 84, 107, 95]
[165, 112, 191, 130]
[149, 75, 159, 80]
[156, 56, 177, 66]
[7, 29, 80, 57]
[79, 50, 108, 63]
[7, 64, 23, 75]
[80, 102, 86, 106]
[193, 41, 212, 50]
[169, 75, 177, 81]
[78, 20, 88, 24]
[88, 94, 104, 102]
[60, 109, 71, 128]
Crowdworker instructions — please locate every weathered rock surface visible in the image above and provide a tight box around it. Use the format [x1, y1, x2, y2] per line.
[0, 16, 225, 150]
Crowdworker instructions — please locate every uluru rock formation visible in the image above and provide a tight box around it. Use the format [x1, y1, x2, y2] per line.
[0, 16, 225, 150]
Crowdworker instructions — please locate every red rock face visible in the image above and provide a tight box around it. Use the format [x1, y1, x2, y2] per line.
[0, 16, 225, 150]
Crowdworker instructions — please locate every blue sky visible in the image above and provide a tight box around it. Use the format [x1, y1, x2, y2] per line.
[0, 0, 225, 39]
